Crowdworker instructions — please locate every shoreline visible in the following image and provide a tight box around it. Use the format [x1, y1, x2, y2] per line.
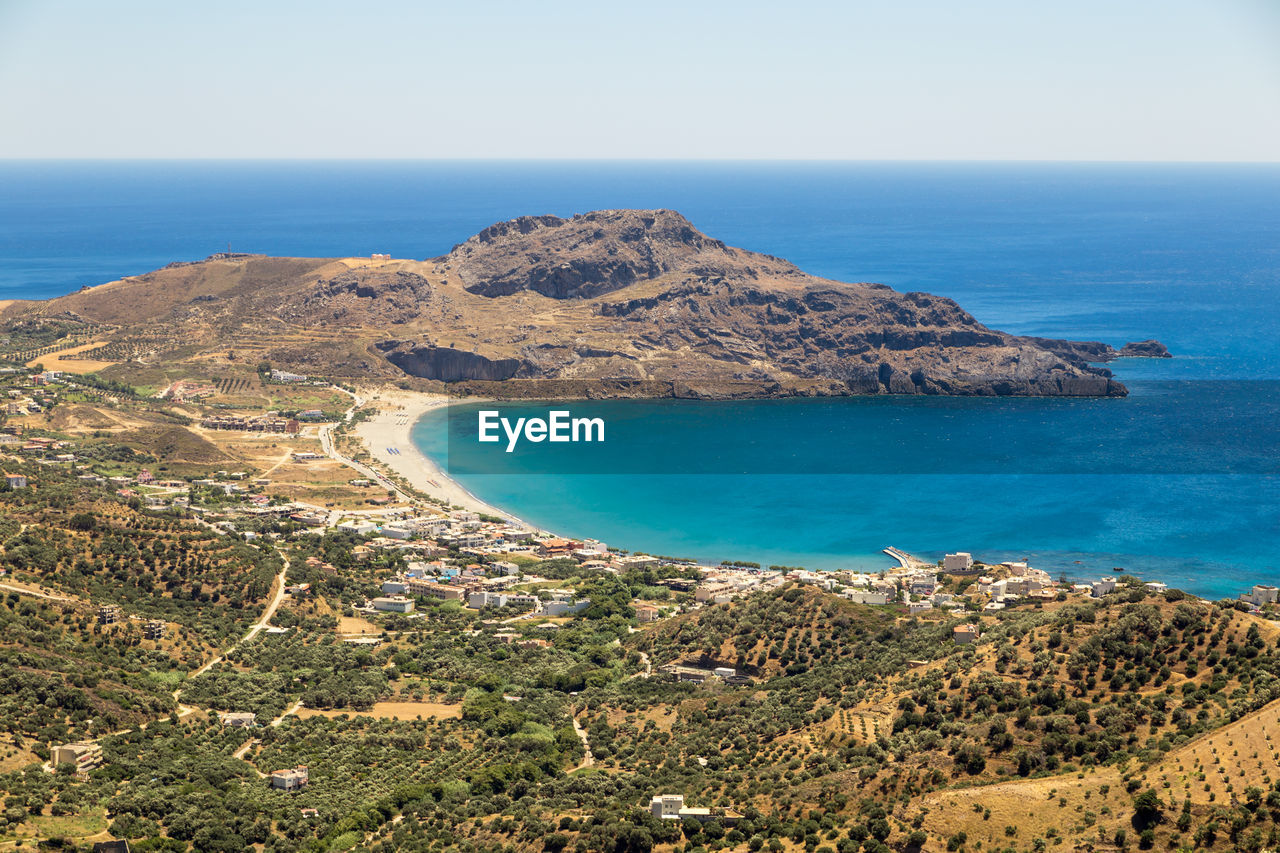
[352, 389, 532, 526]
[351, 389, 1269, 603]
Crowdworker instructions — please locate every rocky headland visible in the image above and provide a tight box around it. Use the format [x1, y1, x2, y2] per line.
[1, 209, 1168, 398]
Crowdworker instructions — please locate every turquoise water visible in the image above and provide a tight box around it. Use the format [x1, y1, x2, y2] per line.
[3, 161, 1278, 598]
[415, 392, 1279, 600]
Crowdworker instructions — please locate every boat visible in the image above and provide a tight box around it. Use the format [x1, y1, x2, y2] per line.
[1112, 566, 1124, 572]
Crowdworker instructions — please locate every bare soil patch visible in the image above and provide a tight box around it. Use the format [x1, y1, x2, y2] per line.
[337, 615, 380, 634]
[297, 700, 462, 721]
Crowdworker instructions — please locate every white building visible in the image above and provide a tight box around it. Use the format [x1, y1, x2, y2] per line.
[499, 526, 535, 542]
[371, 596, 414, 613]
[544, 599, 591, 617]
[271, 766, 309, 791]
[616, 554, 659, 570]
[51, 742, 102, 772]
[648, 794, 740, 824]
[411, 516, 450, 536]
[337, 520, 378, 536]
[943, 552, 974, 573]
[1242, 585, 1279, 606]
[695, 582, 735, 603]
[1091, 578, 1117, 598]
[1004, 576, 1043, 595]
[443, 531, 485, 549]
[651, 794, 687, 820]
[469, 591, 509, 610]
[906, 570, 939, 597]
[844, 590, 892, 605]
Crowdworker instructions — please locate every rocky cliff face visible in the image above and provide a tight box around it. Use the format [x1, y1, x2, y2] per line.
[378, 343, 522, 382]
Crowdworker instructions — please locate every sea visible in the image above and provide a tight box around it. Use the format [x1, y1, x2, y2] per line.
[3, 160, 1278, 598]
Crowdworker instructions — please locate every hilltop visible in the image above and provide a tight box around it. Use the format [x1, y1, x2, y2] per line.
[0, 210, 1167, 398]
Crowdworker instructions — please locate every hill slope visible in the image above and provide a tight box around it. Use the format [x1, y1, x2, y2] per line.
[579, 584, 1280, 851]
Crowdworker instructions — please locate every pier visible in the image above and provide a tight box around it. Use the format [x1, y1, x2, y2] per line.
[884, 546, 927, 570]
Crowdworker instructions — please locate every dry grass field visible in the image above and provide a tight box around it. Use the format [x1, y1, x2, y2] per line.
[26, 339, 116, 372]
[297, 700, 462, 721]
[0, 739, 38, 774]
[1147, 696, 1280, 805]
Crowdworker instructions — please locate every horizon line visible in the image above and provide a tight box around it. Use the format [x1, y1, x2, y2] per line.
[2, 157, 1279, 166]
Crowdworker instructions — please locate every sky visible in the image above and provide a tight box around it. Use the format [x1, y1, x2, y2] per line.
[0, 0, 1278, 160]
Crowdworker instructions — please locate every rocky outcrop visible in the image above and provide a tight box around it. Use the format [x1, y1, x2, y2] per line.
[441, 209, 801, 300]
[377, 342, 523, 382]
[1117, 339, 1172, 358]
[1020, 336, 1172, 364]
[287, 270, 435, 325]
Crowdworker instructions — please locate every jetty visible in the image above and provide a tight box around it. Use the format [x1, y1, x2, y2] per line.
[884, 547, 928, 570]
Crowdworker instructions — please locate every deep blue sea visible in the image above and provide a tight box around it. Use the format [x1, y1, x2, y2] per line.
[3, 161, 1278, 598]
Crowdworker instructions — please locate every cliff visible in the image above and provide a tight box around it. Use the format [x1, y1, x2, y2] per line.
[0, 209, 1166, 398]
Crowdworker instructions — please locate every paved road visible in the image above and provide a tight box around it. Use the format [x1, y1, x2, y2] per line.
[232, 738, 268, 778]
[318, 387, 414, 504]
[232, 738, 260, 760]
[271, 698, 303, 728]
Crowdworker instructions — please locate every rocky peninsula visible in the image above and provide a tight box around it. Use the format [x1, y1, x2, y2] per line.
[1, 209, 1167, 398]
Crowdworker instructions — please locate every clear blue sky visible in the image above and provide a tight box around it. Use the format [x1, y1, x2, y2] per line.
[1, 0, 1277, 160]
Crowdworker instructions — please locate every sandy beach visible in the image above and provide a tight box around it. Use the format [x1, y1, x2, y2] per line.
[352, 388, 527, 524]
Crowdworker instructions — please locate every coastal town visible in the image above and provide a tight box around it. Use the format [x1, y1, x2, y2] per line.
[3, 364, 1276, 632]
